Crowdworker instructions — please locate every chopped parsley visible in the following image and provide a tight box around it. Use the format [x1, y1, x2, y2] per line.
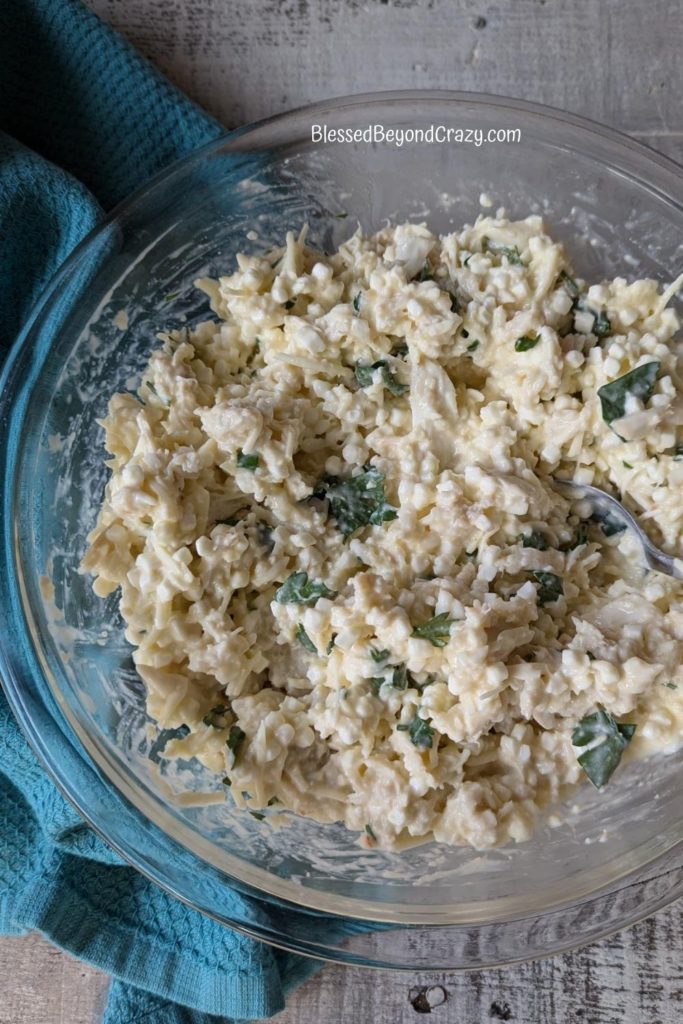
[561, 521, 589, 550]
[411, 612, 454, 648]
[316, 467, 397, 538]
[236, 449, 259, 470]
[325, 634, 337, 655]
[227, 725, 246, 766]
[597, 362, 660, 426]
[576, 303, 611, 338]
[202, 704, 230, 728]
[466, 339, 480, 352]
[364, 823, 377, 841]
[295, 623, 317, 653]
[370, 647, 390, 663]
[397, 714, 435, 750]
[572, 708, 636, 788]
[531, 571, 564, 607]
[664, 681, 678, 690]
[483, 237, 523, 265]
[352, 292, 362, 314]
[275, 571, 337, 606]
[515, 334, 539, 352]
[622, 461, 633, 469]
[355, 360, 408, 396]
[520, 528, 549, 551]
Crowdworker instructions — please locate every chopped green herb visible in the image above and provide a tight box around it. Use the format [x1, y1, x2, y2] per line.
[370, 647, 390, 664]
[572, 708, 636, 788]
[483, 237, 523, 265]
[466, 339, 480, 352]
[558, 270, 580, 300]
[565, 521, 589, 550]
[355, 360, 408, 396]
[267, 796, 280, 806]
[515, 334, 539, 352]
[591, 508, 626, 537]
[411, 612, 454, 648]
[325, 634, 337, 655]
[521, 528, 548, 551]
[598, 362, 660, 426]
[390, 664, 409, 690]
[236, 449, 259, 470]
[352, 292, 362, 314]
[333, 211, 348, 219]
[413, 261, 434, 283]
[275, 571, 337, 606]
[532, 571, 564, 606]
[164, 290, 180, 302]
[449, 292, 459, 313]
[622, 461, 634, 469]
[282, 299, 296, 310]
[367, 677, 385, 695]
[316, 467, 397, 538]
[463, 253, 473, 267]
[227, 725, 246, 765]
[202, 704, 230, 728]
[397, 714, 435, 750]
[295, 623, 317, 653]
[364, 823, 377, 841]
[664, 681, 678, 690]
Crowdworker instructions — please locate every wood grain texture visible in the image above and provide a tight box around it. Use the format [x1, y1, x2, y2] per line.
[4, 1, 683, 1022]
[86, 0, 683, 162]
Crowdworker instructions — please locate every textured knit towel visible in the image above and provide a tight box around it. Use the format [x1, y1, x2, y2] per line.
[0, 1, 325, 1019]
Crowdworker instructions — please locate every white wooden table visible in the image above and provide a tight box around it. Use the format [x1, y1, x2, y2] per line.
[4, 1, 683, 1020]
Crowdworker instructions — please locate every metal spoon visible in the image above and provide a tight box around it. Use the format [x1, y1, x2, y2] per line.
[554, 478, 683, 580]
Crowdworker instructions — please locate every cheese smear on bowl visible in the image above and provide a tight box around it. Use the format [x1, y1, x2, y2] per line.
[81, 216, 683, 850]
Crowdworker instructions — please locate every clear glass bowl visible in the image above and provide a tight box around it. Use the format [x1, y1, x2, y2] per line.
[2, 92, 683, 970]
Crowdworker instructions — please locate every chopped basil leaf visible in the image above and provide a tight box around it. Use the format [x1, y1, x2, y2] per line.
[355, 360, 408, 396]
[352, 292, 362, 314]
[365, 823, 377, 841]
[413, 261, 434, 283]
[532, 571, 564, 606]
[590, 508, 626, 537]
[295, 623, 317, 653]
[236, 449, 259, 470]
[370, 647, 390, 663]
[573, 300, 611, 338]
[558, 270, 580, 300]
[520, 528, 548, 550]
[282, 299, 296, 310]
[317, 467, 397, 538]
[397, 714, 435, 750]
[275, 571, 337, 606]
[466, 339, 480, 352]
[572, 708, 636, 788]
[203, 704, 230, 728]
[598, 362, 660, 425]
[515, 334, 539, 352]
[326, 633, 337, 655]
[411, 612, 454, 648]
[483, 238, 523, 265]
[227, 725, 246, 765]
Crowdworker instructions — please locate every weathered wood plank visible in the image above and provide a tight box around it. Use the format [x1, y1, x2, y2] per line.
[86, 0, 683, 163]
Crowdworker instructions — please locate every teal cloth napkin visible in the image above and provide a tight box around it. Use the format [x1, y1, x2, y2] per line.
[0, 1, 324, 1019]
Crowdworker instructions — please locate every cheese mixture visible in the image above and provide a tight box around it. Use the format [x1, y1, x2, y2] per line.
[81, 216, 683, 850]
